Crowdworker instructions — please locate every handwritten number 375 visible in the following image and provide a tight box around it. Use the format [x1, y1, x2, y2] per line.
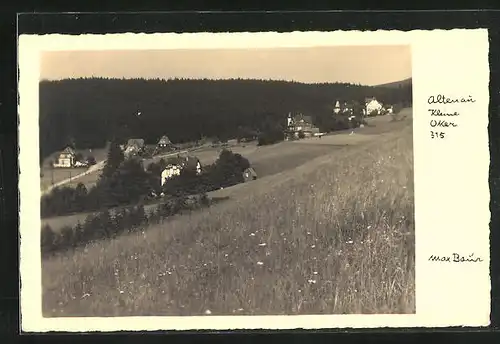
[430, 131, 445, 139]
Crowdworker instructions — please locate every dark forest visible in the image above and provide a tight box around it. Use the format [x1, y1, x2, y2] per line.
[39, 77, 412, 161]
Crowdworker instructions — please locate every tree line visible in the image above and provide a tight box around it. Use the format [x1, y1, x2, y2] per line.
[41, 193, 218, 257]
[39, 77, 412, 161]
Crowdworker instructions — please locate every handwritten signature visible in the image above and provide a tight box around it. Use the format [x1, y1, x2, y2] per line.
[428, 253, 483, 263]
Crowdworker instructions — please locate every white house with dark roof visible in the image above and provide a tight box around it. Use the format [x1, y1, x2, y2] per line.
[53, 146, 76, 168]
[365, 97, 384, 116]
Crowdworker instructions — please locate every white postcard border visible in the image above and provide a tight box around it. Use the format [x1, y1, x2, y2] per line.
[18, 29, 491, 332]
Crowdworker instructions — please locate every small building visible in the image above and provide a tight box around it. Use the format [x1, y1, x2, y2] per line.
[124, 138, 145, 158]
[333, 100, 341, 114]
[285, 112, 320, 140]
[333, 100, 354, 115]
[242, 167, 258, 182]
[53, 146, 76, 168]
[157, 135, 172, 149]
[365, 97, 384, 116]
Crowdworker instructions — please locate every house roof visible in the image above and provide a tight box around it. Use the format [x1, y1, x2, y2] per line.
[158, 135, 171, 145]
[365, 97, 381, 103]
[60, 146, 76, 155]
[244, 167, 257, 176]
[127, 138, 145, 147]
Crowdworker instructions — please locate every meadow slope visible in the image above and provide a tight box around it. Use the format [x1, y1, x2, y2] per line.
[42, 118, 414, 316]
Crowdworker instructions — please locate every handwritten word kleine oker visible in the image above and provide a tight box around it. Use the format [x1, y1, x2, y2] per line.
[426, 94, 475, 139]
[427, 94, 476, 105]
[428, 253, 483, 263]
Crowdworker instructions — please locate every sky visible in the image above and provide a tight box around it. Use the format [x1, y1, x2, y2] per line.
[40, 45, 411, 86]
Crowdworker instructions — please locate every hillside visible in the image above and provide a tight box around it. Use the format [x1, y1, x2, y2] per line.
[375, 77, 412, 89]
[42, 112, 414, 316]
[39, 78, 413, 161]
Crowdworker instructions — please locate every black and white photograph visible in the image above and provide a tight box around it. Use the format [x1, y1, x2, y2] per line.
[38, 44, 415, 317]
[18, 29, 491, 331]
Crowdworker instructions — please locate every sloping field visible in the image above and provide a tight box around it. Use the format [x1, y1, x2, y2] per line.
[42, 114, 414, 316]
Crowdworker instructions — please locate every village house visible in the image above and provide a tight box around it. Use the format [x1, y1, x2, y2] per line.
[124, 138, 145, 158]
[52, 146, 76, 168]
[157, 135, 172, 150]
[333, 100, 354, 115]
[242, 167, 258, 182]
[285, 112, 320, 140]
[160, 155, 203, 186]
[365, 97, 384, 116]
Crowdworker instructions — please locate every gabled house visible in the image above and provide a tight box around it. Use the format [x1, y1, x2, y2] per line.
[333, 100, 354, 115]
[285, 112, 320, 140]
[53, 146, 76, 168]
[365, 97, 384, 116]
[157, 135, 172, 149]
[124, 138, 145, 158]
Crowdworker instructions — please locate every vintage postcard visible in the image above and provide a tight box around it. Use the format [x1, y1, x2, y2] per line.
[18, 29, 490, 332]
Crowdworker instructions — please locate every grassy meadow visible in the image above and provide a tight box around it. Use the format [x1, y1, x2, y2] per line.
[42, 118, 414, 317]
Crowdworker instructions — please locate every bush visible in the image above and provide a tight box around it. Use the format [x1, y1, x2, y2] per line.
[298, 130, 306, 139]
[41, 183, 89, 217]
[257, 130, 283, 146]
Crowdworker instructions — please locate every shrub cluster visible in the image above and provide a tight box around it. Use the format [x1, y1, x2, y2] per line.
[41, 193, 211, 256]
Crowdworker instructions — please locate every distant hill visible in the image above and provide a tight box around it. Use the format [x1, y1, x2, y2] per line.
[375, 78, 412, 89]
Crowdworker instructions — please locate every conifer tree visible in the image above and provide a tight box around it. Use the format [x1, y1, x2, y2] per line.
[102, 140, 124, 179]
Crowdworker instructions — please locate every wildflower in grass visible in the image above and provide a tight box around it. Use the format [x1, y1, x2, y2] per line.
[313, 271, 318, 275]
[311, 244, 316, 248]
[308, 279, 317, 284]
[258, 243, 266, 247]
[257, 261, 264, 266]
[119, 290, 124, 294]
[205, 309, 212, 315]
[346, 240, 353, 244]
[249, 233, 256, 237]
